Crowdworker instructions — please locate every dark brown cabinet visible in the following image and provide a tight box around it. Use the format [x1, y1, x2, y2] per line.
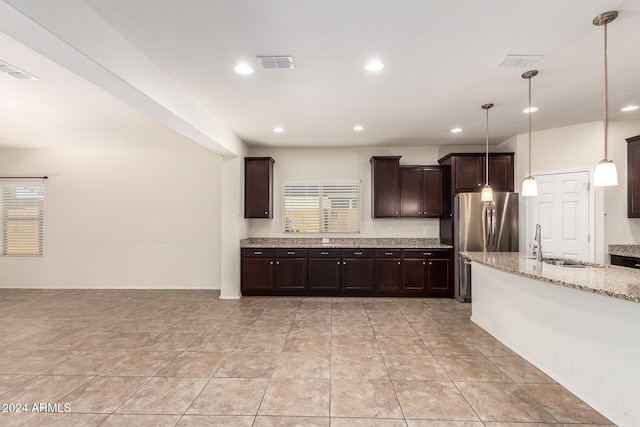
[438, 153, 514, 194]
[402, 250, 453, 296]
[400, 166, 444, 217]
[241, 247, 453, 297]
[370, 156, 400, 218]
[610, 254, 640, 269]
[376, 250, 402, 292]
[244, 157, 274, 218]
[627, 135, 640, 217]
[308, 249, 342, 291]
[274, 249, 307, 291]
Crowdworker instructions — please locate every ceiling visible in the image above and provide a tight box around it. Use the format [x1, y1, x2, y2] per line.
[1, 0, 639, 153]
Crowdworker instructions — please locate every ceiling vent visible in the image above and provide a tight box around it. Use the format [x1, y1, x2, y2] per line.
[497, 55, 542, 68]
[0, 60, 38, 80]
[257, 56, 295, 69]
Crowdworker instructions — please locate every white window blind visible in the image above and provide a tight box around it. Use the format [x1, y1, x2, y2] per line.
[1, 181, 45, 256]
[283, 181, 360, 233]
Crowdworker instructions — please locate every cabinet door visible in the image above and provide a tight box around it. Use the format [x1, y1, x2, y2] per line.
[422, 167, 444, 217]
[241, 258, 274, 293]
[376, 250, 402, 292]
[627, 136, 640, 217]
[402, 258, 427, 292]
[371, 157, 400, 218]
[308, 258, 341, 290]
[400, 167, 422, 217]
[452, 156, 484, 193]
[244, 157, 274, 218]
[426, 258, 452, 294]
[487, 154, 514, 192]
[342, 258, 375, 290]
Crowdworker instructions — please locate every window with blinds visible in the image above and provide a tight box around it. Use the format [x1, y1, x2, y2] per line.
[283, 181, 360, 233]
[1, 181, 45, 256]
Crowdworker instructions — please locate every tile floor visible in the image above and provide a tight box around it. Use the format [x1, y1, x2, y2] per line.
[0, 289, 614, 426]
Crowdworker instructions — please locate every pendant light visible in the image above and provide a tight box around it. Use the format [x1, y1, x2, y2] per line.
[593, 11, 619, 187]
[481, 103, 494, 202]
[522, 70, 539, 197]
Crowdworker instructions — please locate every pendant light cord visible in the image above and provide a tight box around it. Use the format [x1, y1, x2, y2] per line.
[485, 107, 489, 185]
[528, 77, 533, 176]
[603, 21, 609, 160]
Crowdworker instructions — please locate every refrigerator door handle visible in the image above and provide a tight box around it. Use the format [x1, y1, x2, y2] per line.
[483, 203, 491, 251]
[490, 203, 497, 251]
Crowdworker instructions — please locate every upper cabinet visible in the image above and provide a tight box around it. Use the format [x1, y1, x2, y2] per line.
[370, 156, 400, 218]
[244, 157, 275, 218]
[627, 135, 640, 218]
[399, 166, 444, 218]
[438, 153, 514, 194]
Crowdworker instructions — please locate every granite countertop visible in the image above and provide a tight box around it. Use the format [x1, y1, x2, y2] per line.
[462, 251, 640, 304]
[609, 244, 640, 258]
[240, 237, 452, 249]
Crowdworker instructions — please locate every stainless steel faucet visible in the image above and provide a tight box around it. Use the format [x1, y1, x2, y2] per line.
[533, 223, 543, 262]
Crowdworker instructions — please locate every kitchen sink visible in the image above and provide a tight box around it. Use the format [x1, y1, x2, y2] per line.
[543, 259, 587, 268]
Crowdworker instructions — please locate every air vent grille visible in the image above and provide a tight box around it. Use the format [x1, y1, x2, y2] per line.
[0, 60, 38, 80]
[257, 56, 295, 69]
[497, 55, 542, 68]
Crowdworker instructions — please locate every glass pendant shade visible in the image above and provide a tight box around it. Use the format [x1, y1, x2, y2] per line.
[521, 176, 538, 196]
[481, 184, 494, 202]
[594, 159, 618, 186]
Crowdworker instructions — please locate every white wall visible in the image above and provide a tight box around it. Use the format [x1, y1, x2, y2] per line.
[0, 144, 223, 289]
[514, 119, 640, 263]
[247, 145, 446, 239]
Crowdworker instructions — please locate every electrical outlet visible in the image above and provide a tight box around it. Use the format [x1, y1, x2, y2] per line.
[423, 225, 429, 234]
[387, 226, 393, 234]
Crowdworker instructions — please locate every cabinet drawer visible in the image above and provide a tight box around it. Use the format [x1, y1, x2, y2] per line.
[276, 249, 308, 257]
[610, 254, 640, 269]
[342, 249, 374, 258]
[403, 249, 450, 259]
[242, 248, 275, 257]
[376, 249, 401, 258]
[308, 249, 341, 258]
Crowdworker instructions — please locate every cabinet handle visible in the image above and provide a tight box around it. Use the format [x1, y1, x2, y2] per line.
[423, 252, 431, 256]
[254, 251, 263, 255]
[384, 252, 393, 255]
[321, 252, 329, 255]
[635, 264, 640, 267]
[429, 262, 432, 265]
[276, 261, 280, 265]
[354, 252, 363, 255]
[343, 262, 346, 265]
[264, 211, 268, 215]
[287, 251, 295, 255]
[397, 261, 401, 265]
[423, 261, 426, 265]
[270, 261, 273, 265]
[337, 261, 341, 265]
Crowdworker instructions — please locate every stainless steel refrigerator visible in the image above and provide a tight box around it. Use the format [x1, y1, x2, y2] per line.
[454, 192, 519, 302]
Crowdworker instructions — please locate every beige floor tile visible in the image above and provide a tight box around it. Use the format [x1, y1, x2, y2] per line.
[46, 350, 127, 375]
[187, 333, 243, 352]
[61, 375, 148, 413]
[187, 377, 269, 415]
[421, 334, 483, 356]
[331, 353, 389, 379]
[234, 333, 288, 353]
[384, 354, 449, 381]
[100, 351, 178, 376]
[0, 412, 38, 427]
[457, 382, 556, 423]
[0, 374, 36, 395]
[435, 355, 512, 382]
[330, 379, 403, 418]
[370, 320, 417, 336]
[489, 356, 555, 384]
[0, 350, 79, 375]
[137, 333, 200, 351]
[253, 416, 329, 426]
[166, 318, 215, 333]
[2, 375, 93, 403]
[21, 413, 108, 426]
[100, 414, 182, 426]
[393, 380, 480, 421]
[331, 419, 407, 427]
[468, 336, 517, 357]
[258, 378, 330, 417]
[272, 352, 330, 379]
[282, 334, 331, 353]
[376, 335, 430, 355]
[116, 377, 208, 414]
[331, 320, 374, 336]
[331, 334, 380, 354]
[215, 352, 278, 378]
[177, 415, 255, 426]
[520, 383, 613, 424]
[407, 421, 484, 427]
[93, 332, 155, 351]
[157, 351, 227, 377]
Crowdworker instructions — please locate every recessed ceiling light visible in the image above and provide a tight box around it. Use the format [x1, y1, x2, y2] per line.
[450, 128, 463, 133]
[523, 107, 538, 113]
[353, 125, 364, 131]
[273, 127, 284, 133]
[364, 60, 385, 72]
[621, 105, 639, 112]
[234, 63, 255, 75]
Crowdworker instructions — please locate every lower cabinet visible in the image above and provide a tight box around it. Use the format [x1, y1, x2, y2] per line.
[241, 247, 452, 297]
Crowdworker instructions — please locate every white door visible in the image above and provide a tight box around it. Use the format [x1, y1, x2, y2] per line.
[526, 170, 591, 261]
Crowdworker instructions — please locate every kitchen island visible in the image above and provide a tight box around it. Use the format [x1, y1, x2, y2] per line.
[463, 251, 640, 427]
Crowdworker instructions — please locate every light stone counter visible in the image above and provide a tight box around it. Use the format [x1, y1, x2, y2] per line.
[609, 244, 640, 258]
[241, 237, 452, 249]
[461, 251, 640, 303]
